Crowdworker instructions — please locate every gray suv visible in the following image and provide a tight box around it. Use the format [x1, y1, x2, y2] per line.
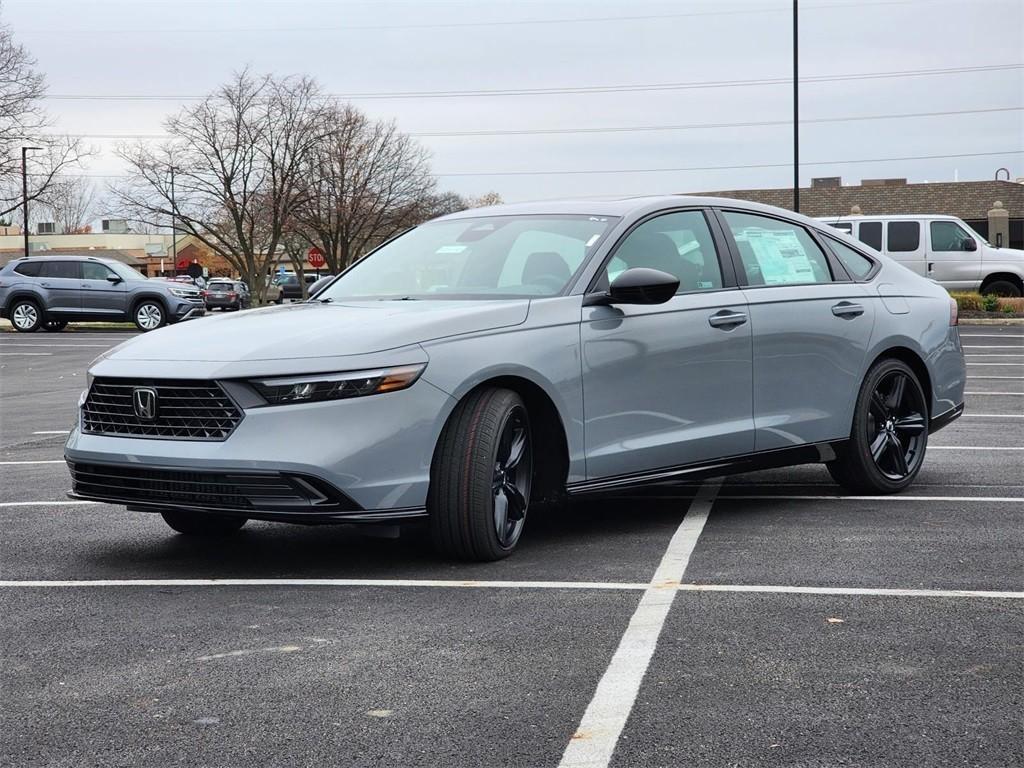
[0, 255, 204, 332]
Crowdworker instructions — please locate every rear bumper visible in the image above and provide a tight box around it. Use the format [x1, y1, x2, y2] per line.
[929, 402, 964, 434]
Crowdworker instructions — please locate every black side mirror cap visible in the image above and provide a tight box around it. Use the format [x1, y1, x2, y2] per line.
[963, 239, 978, 252]
[586, 267, 679, 306]
[106, 275, 123, 284]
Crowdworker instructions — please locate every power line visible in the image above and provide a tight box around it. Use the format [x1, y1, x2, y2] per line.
[37, 150, 1023, 181]
[17, 1, 920, 34]
[42, 63, 1022, 102]
[47, 105, 1024, 142]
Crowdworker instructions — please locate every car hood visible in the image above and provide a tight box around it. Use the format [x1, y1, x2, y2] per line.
[106, 299, 530, 362]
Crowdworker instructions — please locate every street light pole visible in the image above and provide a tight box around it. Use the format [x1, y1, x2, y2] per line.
[169, 165, 178, 277]
[793, 0, 800, 212]
[21, 146, 42, 257]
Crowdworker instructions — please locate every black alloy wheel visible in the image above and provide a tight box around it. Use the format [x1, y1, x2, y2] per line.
[827, 358, 929, 493]
[865, 370, 928, 481]
[429, 387, 534, 561]
[492, 405, 532, 549]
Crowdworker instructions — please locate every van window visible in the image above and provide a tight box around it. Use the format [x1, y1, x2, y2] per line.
[930, 221, 975, 252]
[887, 222, 920, 252]
[39, 261, 80, 279]
[826, 238, 875, 280]
[13, 261, 42, 277]
[858, 221, 882, 251]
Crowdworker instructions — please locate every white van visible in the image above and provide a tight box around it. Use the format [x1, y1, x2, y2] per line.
[817, 214, 1024, 296]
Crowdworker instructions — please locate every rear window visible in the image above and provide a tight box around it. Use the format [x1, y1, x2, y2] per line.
[887, 221, 920, 252]
[208, 282, 233, 291]
[39, 261, 79, 279]
[858, 221, 882, 251]
[13, 261, 42, 277]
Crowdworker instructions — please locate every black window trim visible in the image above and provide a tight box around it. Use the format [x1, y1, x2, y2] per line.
[709, 207, 849, 290]
[584, 206, 739, 297]
[820, 234, 881, 283]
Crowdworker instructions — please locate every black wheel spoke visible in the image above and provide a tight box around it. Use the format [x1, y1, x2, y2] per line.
[493, 491, 509, 543]
[888, 434, 909, 476]
[870, 431, 888, 462]
[895, 413, 926, 434]
[504, 428, 527, 470]
[887, 374, 906, 411]
[503, 481, 527, 521]
[869, 391, 889, 420]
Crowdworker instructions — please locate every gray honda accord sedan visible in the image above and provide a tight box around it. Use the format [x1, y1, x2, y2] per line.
[65, 196, 966, 560]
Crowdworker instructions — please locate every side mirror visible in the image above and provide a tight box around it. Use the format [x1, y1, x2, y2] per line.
[963, 239, 978, 252]
[586, 267, 679, 306]
[106, 274, 123, 284]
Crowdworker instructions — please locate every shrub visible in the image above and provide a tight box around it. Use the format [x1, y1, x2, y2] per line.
[981, 294, 1000, 312]
[998, 296, 1024, 314]
[950, 292, 982, 311]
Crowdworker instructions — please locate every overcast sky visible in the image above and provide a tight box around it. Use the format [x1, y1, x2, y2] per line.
[6, 0, 1023, 205]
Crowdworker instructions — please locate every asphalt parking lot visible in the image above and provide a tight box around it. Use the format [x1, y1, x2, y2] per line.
[1, 324, 1021, 768]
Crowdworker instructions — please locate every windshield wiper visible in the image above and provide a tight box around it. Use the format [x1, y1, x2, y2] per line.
[382, 296, 418, 301]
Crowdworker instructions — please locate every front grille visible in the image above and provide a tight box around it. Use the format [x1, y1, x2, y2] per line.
[68, 462, 347, 512]
[81, 378, 243, 440]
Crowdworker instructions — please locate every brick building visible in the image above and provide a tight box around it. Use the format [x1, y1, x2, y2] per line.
[697, 178, 1024, 249]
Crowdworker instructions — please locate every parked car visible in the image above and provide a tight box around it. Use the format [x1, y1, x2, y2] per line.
[66, 196, 965, 561]
[202, 279, 251, 311]
[273, 272, 322, 302]
[818, 214, 1024, 296]
[0, 255, 205, 332]
[263, 279, 282, 304]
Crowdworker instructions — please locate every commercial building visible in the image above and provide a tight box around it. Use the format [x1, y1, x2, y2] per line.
[698, 178, 1024, 249]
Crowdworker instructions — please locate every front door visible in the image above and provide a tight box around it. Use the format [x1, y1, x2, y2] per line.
[80, 261, 128, 318]
[581, 209, 754, 480]
[926, 219, 981, 291]
[717, 209, 876, 450]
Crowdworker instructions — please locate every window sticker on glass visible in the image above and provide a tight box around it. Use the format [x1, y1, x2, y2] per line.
[738, 229, 815, 285]
[435, 245, 467, 254]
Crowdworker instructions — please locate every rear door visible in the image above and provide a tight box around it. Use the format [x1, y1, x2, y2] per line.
[926, 219, 981, 290]
[716, 208, 876, 451]
[37, 260, 81, 314]
[80, 261, 128, 317]
[884, 220, 927, 277]
[581, 208, 754, 480]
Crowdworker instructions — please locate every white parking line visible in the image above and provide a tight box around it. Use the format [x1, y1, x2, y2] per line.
[969, 376, 1024, 379]
[964, 354, 1024, 357]
[0, 580, 1018, 600]
[32, 430, 70, 435]
[718, 495, 1022, 502]
[959, 333, 1024, 338]
[0, 501, 98, 507]
[964, 391, 1024, 395]
[0, 352, 51, 356]
[959, 413, 1024, 418]
[961, 345, 1024, 349]
[0, 460, 65, 465]
[968, 362, 1024, 366]
[930, 446, 1024, 450]
[557, 479, 721, 768]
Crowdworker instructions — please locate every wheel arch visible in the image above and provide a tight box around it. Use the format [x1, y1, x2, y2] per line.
[867, 346, 933, 416]
[3, 289, 46, 315]
[434, 373, 571, 507]
[129, 292, 171, 316]
[979, 272, 1023, 296]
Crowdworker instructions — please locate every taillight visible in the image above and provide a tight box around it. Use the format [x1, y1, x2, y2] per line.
[228, 292, 237, 298]
[949, 296, 958, 326]
[200, 290, 208, 297]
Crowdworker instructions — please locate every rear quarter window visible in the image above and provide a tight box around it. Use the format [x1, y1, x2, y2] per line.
[13, 261, 42, 277]
[826, 237, 876, 280]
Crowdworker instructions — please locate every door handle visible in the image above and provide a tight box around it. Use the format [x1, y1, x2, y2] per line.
[708, 310, 748, 329]
[831, 301, 864, 318]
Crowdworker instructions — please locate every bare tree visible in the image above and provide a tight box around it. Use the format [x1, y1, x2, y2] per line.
[465, 191, 503, 209]
[294, 103, 436, 274]
[112, 70, 328, 301]
[0, 11, 89, 221]
[39, 175, 95, 232]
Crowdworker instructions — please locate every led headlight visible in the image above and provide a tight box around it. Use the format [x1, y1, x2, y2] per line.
[250, 364, 426, 405]
[169, 287, 197, 298]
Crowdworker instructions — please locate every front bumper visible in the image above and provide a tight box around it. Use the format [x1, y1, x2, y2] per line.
[64, 374, 455, 516]
[171, 300, 206, 321]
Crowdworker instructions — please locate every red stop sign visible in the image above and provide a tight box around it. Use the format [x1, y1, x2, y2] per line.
[307, 247, 325, 269]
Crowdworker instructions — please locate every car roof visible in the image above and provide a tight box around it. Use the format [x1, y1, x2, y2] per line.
[432, 194, 829, 230]
[8, 254, 123, 265]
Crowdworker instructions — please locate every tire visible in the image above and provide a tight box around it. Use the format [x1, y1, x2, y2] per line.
[160, 510, 247, 536]
[981, 279, 1022, 298]
[9, 298, 43, 332]
[428, 387, 533, 561]
[133, 300, 166, 331]
[42, 320, 68, 332]
[827, 358, 928, 494]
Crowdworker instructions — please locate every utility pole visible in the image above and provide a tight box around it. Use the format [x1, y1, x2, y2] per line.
[21, 146, 42, 257]
[169, 165, 178, 277]
[793, 0, 800, 212]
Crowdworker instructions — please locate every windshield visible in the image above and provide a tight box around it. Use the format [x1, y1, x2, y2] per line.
[318, 214, 618, 300]
[108, 261, 148, 281]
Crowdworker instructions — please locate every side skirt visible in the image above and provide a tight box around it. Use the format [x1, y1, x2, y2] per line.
[566, 440, 845, 496]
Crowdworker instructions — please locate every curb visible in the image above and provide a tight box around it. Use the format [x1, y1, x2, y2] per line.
[959, 318, 1024, 326]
